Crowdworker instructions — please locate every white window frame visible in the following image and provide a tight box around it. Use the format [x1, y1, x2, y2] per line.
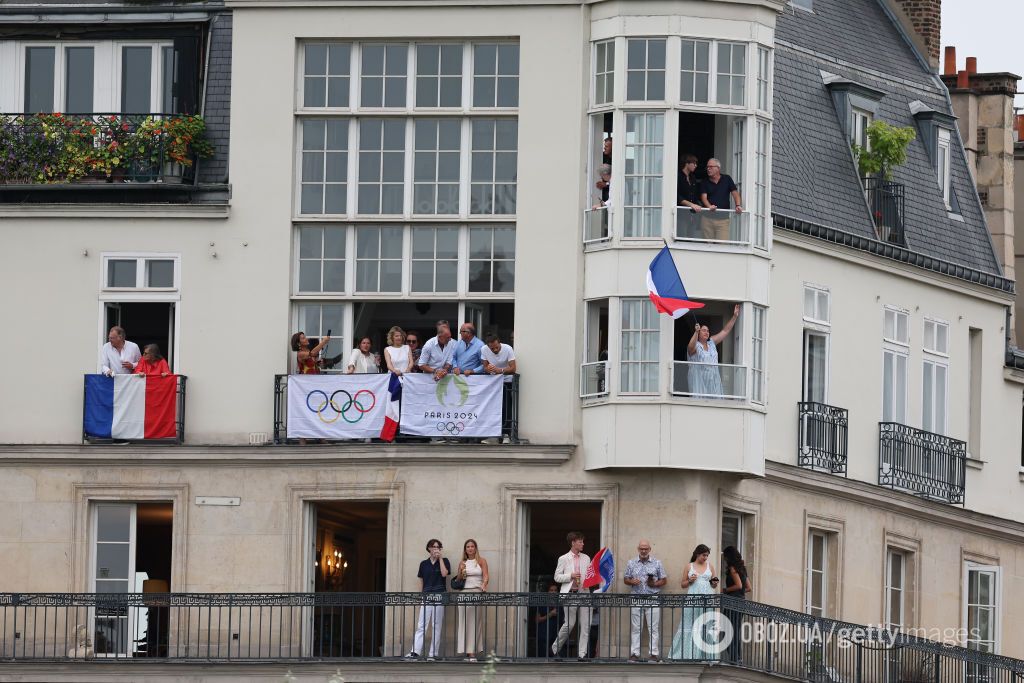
[803, 285, 830, 325]
[753, 119, 770, 248]
[625, 37, 667, 103]
[619, 297, 660, 394]
[805, 530, 828, 617]
[937, 127, 952, 209]
[470, 42, 520, 109]
[469, 118, 519, 216]
[923, 318, 949, 356]
[756, 46, 771, 113]
[356, 117, 407, 216]
[883, 306, 909, 345]
[413, 42, 464, 110]
[622, 111, 665, 238]
[300, 42, 353, 110]
[802, 329, 830, 404]
[410, 225, 460, 294]
[962, 563, 1000, 654]
[297, 117, 351, 216]
[113, 41, 175, 113]
[412, 117, 463, 216]
[295, 225, 347, 294]
[101, 253, 180, 292]
[751, 304, 767, 404]
[885, 548, 906, 628]
[593, 40, 615, 106]
[851, 106, 872, 149]
[357, 42, 409, 110]
[922, 357, 948, 435]
[679, 38, 711, 104]
[715, 41, 747, 107]
[90, 502, 138, 657]
[354, 225, 404, 293]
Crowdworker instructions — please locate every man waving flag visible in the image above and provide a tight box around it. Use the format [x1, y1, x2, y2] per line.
[647, 245, 704, 318]
[583, 547, 615, 593]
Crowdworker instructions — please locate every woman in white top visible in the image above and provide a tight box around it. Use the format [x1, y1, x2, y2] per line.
[383, 326, 414, 375]
[456, 538, 490, 661]
[346, 336, 379, 374]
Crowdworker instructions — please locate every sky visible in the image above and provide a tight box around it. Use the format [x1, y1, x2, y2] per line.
[941, 0, 1024, 109]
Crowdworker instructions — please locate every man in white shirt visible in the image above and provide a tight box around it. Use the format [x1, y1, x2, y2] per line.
[98, 326, 141, 377]
[418, 321, 456, 381]
[481, 333, 516, 382]
[552, 531, 592, 660]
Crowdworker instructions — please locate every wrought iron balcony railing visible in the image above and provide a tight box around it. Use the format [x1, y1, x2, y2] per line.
[273, 373, 520, 444]
[2, 592, 1023, 683]
[878, 422, 966, 505]
[798, 402, 849, 475]
[82, 374, 187, 445]
[862, 177, 906, 246]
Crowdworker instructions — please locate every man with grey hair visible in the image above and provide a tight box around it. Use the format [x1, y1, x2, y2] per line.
[418, 320, 456, 381]
[98, 326, 141, 377]
[700, 158, 743, 241]
[623, 539, 667, 662]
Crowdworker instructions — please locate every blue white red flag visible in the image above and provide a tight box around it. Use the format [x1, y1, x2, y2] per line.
[83, 374, 177, 440]
[380, 372, 402, 442]
[582, 547, 615, 593]
[647, 246, 704, 318]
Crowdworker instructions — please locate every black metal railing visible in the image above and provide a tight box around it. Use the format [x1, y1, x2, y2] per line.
[0, 113, 205, 185]
[862, 177, 906, 246]
[273, 374, 521, 444]
[82, 375, 187, 445]
[798, 402, 849, 475]
[3, 592, 1023, 682]
[878, 422, 966, 505]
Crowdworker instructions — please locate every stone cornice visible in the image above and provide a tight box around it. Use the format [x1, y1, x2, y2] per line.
[765, 460, 1024, 542]
[0, 443, 573, 467]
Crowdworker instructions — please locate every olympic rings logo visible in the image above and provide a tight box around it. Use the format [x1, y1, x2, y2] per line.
[436, 421, 466, 435]
[306, 389, 377, 424]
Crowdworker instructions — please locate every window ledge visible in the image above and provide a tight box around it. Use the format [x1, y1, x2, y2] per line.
[966, 457, 985, 471]
[589, 395, 767, 413]
[0, 202, 229, 219]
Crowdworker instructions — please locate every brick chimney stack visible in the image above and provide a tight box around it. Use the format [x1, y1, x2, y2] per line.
[884, 0, 942, 70]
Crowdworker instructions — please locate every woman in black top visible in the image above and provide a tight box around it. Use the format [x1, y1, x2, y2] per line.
[721, 546, 751, 663]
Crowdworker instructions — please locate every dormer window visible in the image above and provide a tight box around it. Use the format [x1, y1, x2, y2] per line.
[821, 71, 883, 148]
[851, 107, 872, 149]
[936, 127, 952, 208]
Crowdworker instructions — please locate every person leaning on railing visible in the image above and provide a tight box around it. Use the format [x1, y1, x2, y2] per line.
[135, 344, 170, 377]
[686, 305, 739, 397]
[99, 326, 141, 377]
[700, 158, 743, 241]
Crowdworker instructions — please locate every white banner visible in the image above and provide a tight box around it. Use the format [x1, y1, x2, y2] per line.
[287, 374, 389, 439]
[400, 374, 503, 438]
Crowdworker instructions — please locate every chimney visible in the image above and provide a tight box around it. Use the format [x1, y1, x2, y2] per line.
[886, 0, 942, 70]
[957, 70, 969, 89]
[966, 56, 977, 74]
[943, 46, 956, 76]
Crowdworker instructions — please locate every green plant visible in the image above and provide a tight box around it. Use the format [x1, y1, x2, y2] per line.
[479, 650, 499, 683]
[852, 120, 916, 180]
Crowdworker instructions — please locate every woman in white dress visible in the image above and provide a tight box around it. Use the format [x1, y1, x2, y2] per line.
[456, 539, 489, 661]
[686, 304, 740, 397]
[671, 544, 719, 661]
[383, 326, 413, 376]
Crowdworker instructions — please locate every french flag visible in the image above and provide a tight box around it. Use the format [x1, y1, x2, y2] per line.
[83, 374, 177, 440]
[380, 372, 401, 442]
[582, 547, 615, 593]
[647, 246, 704, 318]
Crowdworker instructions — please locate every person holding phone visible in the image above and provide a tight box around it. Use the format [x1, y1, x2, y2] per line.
[290, 331, 330, 374]
[670, 544, 718, 661]
[623, 539, 667, 662]
[408, 539, 450, 661]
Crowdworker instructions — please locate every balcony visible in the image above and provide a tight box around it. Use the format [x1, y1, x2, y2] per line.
[878, 422, 966, 505]
[863, 177, 906, 245]
[798, 402, 849, 475]
[82, 375, 187, 445]
[672, 360, 748, 400]
[273, 374, 520, 444]
[675, 207, 751, 246]
[2, 591, 1022, 683]
[0, 113, 225, 204]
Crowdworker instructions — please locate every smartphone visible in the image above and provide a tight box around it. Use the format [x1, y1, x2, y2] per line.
[326, 329, 332, 338]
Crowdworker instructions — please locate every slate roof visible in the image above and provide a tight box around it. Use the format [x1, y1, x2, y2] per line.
[772, 0, 1003, 281]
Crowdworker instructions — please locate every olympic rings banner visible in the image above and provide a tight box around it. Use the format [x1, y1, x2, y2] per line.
[287, 374, 390, 439]
[399, 374, 503, 438]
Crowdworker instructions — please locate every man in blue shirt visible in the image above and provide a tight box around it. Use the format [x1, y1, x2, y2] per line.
[452, 322, 484, 375]
[408, 539, 450, 660]
[700, 158, 743, 241]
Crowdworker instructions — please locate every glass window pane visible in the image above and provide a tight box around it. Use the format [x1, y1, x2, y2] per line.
[385, 44, 407, 75]
[436, 227, 458, 256]
[380, 227, 403, 258]
[303, 120, 325, 151]
[493, 261, 514, 292]
[299, 226, 322, 258]
[322, 261, 345, 292]
[327, 77, 349, 107]
[380, 260, 402, 291]
[304, 77, 326, 107]
[328, 44, 350, 75]
[468, 261, 491, 291]
[473, 77, 495, 107]
[96, 505, 132, 541]
[474, 44, 497, 75]
[65, 47, 95, 113]
[298, 260, 321, 292]
[323, 227, 345, 259]
[305, 44, 328, 75]
[96, 544, 130, 579]
[435, 261, 457, 292]
[25, 47, 55, 112]
[356, 260, 378, 291]
[147, 260, 174, 288]
[161, 46, 175, 113]
[362, 45, 384, 75]
[412, 229, 434, 259]
[121, 46, 153, 113]
[411, 260, 433, 291]
[469, 228, 491, 258]
[384, 77, 406, 107]
[301, 185, 324, 214]
[108, 260, 137, 288]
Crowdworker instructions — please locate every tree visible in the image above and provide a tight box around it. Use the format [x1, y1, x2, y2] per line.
[852, 120, 916, 180]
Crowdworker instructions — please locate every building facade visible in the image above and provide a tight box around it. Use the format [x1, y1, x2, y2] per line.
[2, 0, 1024, 678]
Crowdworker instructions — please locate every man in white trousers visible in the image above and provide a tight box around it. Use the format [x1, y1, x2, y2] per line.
[407, 539, 450, 660]
[623, 539, 668, 662]
[552, 531, 592, 660]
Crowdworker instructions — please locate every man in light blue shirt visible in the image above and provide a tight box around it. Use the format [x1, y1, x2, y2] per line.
[418, 322, 456, 381]
[452, 322, 484, 375]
